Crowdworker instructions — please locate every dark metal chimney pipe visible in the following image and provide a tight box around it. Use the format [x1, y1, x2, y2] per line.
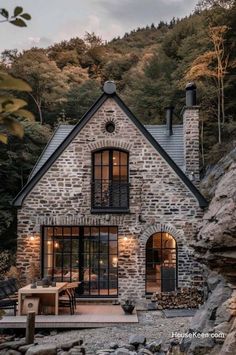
[165, 106, 174, 136]
[186, 82, 197, 107]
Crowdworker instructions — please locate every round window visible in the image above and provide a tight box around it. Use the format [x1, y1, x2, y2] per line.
[105, 121, 115, 133]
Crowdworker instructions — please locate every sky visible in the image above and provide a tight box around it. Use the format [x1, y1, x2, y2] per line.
[0, 0, 199, 52]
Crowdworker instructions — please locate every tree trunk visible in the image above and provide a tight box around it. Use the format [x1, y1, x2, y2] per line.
[201, 116, 205, 167]
[29, 93, 43, 125]
[217, 85, 221, 144]
[221, 77, 225, 126]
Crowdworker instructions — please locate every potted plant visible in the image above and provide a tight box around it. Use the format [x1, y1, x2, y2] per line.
[121, 299, 135, 314]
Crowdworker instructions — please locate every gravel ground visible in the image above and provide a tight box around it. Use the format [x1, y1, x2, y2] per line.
[37, 311, 191, 353]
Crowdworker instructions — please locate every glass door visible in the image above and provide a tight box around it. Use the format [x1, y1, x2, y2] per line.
[42, 226, 118, 297]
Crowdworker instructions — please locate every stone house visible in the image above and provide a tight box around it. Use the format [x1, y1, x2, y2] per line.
[13, 81, 207, 302]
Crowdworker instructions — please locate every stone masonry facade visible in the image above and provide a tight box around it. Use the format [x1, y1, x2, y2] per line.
[16, 97, 204, 301]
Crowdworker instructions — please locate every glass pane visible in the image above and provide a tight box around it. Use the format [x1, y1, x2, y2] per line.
[72, 227, 79, 236]
[44, 254, 53, 269]
[120, 152, 128, 165]
[94, 166, 101, 179]
[120, 166, 128, 180]
[63, 227, 71, 236]
[102, 166, 109, 180]
[63, 254, 71, 267]
[84, 227, 90, 236]
[109, 227, 117, 240]
[94, 152, 101, 165]
[110, 255, 118, 268]
[153, 233, 162, 248]
[55, 254, 62, 267]
[63, 240, 71, 253]
[54, 227, 62, 236]
[45, 239, 53, 253]
[113, 166, 119, 179]
[162, 233, 176, 248]
[45, 227, 53, 239]
[102, 150, 109, 165]
[109, 241, 117, 254]
[113, 151, 120, 165]
[72, 240, 79, 253]
[91, 227, 99, 237]
[100, 227, 108, 239]
[72, 254, 79, 268]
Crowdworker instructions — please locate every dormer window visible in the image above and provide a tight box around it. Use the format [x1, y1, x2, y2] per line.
[91, 149, 129, 212]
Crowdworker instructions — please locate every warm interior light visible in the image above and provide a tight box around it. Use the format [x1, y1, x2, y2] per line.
[54, 242, 59, 249]
[112, 257, 118, 267]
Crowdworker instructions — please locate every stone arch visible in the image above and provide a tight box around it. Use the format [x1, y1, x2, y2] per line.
[88, 138, 133, 152]
[140, 223, 184, 245]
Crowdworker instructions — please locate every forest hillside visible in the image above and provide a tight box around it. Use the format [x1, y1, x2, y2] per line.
[0, 0, 236, 251]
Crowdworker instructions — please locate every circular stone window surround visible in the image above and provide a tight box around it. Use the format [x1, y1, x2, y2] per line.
[102, 117, 120, 136]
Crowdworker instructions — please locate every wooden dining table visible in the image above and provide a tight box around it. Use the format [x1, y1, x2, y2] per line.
[18, 282, 67, 316]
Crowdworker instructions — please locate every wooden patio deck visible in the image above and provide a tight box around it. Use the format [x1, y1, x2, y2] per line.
[0, 305, 138, 329]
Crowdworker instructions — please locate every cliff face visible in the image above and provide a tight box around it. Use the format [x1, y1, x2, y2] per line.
[196, 148, 236, 283]
[182, 148, 236, 355]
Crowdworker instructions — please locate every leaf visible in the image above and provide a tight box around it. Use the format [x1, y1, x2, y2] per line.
[2, 98, 27, 113]
[10, 18, 27, 27]
[0, 8, 9, 19]
[20, 13, 31, 20]
[0, 72, 31, 91]
[3, 117, 24, 138]
[0, 133, 7, 144]
[14, 109, 34, 121]
[14, 6, 23, 17]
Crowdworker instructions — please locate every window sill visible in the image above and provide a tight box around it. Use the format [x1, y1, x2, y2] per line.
[91, 208, 130, 214]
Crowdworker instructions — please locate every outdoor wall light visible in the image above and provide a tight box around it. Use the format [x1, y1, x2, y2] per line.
[30, 231, 36, 241]
[124, 236, 128, 241]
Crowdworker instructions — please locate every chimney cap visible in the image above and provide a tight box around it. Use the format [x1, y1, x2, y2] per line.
[186, 82, 196, 91]
[103, 81, 116, 95]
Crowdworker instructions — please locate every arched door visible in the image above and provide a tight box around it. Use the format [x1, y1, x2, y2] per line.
[146, 232, 177, 294]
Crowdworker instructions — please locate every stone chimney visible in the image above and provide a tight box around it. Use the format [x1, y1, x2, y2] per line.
[183, 83, 200, 184]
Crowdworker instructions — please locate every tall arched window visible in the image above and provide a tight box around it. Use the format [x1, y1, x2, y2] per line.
[91, 149, 129, 211]
[146, 232, 177, 293]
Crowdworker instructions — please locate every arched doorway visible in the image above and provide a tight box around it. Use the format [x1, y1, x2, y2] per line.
[146, 232, 177, 294]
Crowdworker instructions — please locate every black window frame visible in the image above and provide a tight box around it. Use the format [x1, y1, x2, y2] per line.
[41, 225, 119, 298]
[145, 231, 178, 294]
[91, 148, 130, 213]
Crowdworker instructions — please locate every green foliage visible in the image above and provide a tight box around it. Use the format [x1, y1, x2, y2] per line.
[0, 71, 34, 143]
[0, 6, 31, 27]
[65, 80, 101, 123]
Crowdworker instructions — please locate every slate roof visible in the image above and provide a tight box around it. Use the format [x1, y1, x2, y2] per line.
[29, 124, 184, 180]
[13, 92, 207, 207]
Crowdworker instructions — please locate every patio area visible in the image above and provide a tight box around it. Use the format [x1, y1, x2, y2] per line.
[0, 304, 139, 329]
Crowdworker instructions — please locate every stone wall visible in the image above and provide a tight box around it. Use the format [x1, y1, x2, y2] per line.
[183, 107, 200, 183]
[16, 97, 204, 301]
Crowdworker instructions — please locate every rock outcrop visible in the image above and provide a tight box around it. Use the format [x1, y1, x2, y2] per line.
[184, 148, 236, 354]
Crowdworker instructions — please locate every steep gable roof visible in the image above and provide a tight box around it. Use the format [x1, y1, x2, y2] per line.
[29, 124, 184, 180]
[13, 91, 208, 208]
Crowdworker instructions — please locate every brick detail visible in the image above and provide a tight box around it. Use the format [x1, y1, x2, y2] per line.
[88, 139, 133, 151]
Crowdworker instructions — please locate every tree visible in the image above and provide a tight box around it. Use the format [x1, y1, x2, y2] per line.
[65, 80, 101, 123]
[11, 49, 69, 124]
[185, 25, 230, 144]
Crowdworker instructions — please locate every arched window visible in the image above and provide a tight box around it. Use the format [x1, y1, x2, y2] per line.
[91, 149, 129, 211]
[146, 232, 177, 293]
